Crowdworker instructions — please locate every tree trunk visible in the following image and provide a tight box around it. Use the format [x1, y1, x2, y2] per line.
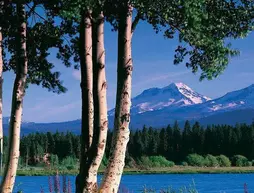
[99, 5, 133, 193]
[76, 10, 94, 193]
[0, 0, 4, 174]
[81, 11, 108, 192]
[0, 3, 27, 193]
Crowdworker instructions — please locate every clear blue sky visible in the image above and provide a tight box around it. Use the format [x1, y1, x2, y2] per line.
[3, 21, 254, 123]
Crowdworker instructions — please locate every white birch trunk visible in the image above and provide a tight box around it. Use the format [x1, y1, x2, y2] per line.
[82, 12, 108, 192]
[76, 10, 94, 193]
[0, 3, 27, 193]
[99, 5, 133, 193]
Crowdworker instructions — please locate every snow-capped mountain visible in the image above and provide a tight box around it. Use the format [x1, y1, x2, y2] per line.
[205, 84, 254, 112]
[131, 82, 210, 114]
[172, 84, 254, 117]
[4, 83, 254, 135]
[108, 82, 211, 116]
[125, 83, 254, 128]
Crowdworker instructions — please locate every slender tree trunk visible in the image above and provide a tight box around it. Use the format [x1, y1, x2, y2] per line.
[76, 10, 94, 193]
[81, 11, 108, 192]
[0, 0, 4, 174]
[0, 3, 27, 193]
[99, 5, 133, 193]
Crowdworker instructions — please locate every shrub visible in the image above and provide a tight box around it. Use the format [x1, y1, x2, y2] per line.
[205, 154, 219, 167]
[186, 154, 205, 167]
[50, 154, 59, 168]
[149, 156, 175, 167]
[125, 157, 138, 168]
[216, 155, 231, 167]
[138, 156, 174, 167]
[18, 157, 25, 168]
[167, 161, 175, 167]
[35, 162, 48, 168]
[231, 155, 249, 167]
[247, 161, 252, 167]
[138, 156, 151, 167]
[181, 161, 188, 166]
[61, 156, 77, 170]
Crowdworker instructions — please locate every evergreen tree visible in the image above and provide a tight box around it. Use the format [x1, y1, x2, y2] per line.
[172, 121, 181, 161]
[166, 124, 173, 160]
[142, 125, 149, 155]
[158, 128, 168, 156]
[150, 130, 159, 156]
[182, 120, 192, 155]
[47, 132, 55, 154]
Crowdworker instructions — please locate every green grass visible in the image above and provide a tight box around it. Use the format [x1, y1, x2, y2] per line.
[13, 166, 254, 176]
[16, 168, 78, 176]
[121, 166, 254, 175]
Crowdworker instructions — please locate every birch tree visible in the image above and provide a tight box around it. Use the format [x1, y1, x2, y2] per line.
[0, 3, 28, 192]
[0, 1, 68, 192]
[0, 0, 14, 173]
[76, 7, 95, 193]
[100, 2, 134, 192]
[83, 6, 108, 192]
[42, 1, 110, 191]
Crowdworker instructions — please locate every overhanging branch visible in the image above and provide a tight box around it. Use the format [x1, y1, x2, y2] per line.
[26, 3, 46, 21]
[131, 12, 141, 34]
[27, 3, 37, 17]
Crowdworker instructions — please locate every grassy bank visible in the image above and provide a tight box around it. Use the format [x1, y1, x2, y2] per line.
[122, 166, 254, 174]
[14, 166, 254, 176]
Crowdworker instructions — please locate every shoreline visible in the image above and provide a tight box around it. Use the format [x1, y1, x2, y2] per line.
[15, 166, 254, 176]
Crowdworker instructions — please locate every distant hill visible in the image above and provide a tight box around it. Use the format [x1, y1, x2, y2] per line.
[195, 109, 254, 126]
[4, 83, 254, 135]
[3, 119, 82, 135]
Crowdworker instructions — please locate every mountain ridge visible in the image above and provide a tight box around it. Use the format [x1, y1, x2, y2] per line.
[3, 82, 254, 134]
[109, 82, 211, 116]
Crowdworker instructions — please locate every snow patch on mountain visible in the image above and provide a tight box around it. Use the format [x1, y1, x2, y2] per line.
[109, 82, 211, 116]
[199, 84, 254, 114]
[174, 82, 211, 103]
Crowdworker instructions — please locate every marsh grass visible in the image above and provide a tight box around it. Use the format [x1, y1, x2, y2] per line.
[141, 180, 198, 193]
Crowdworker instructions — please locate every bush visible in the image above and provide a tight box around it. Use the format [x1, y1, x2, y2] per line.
[181, 161, 188, 166]
[231, 155, 249, 167]
[125, 157, 138, 168]
[138, 156, 174, 167]
[216, 155, 231, 167]
[35, 162, 48, 168]
[247, 161, 252, 167]
[138, 156, 150, 167]
[186, 154, 205, 167]
[61, 156, 77, 170]
[50, 154, 59, 167]
[18, 157, 25, 168]
[204, 154, 219, 167]
[149, 156, 175, 167]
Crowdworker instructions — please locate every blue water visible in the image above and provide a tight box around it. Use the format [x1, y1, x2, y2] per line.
[7, 174, 254, 193]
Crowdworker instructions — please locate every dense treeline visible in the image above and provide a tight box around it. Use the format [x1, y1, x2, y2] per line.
[127, 121, 254, 163]
[7, 121, 254, 166]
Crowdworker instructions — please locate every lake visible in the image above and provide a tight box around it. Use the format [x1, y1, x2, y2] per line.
[7, 174, 254, 192]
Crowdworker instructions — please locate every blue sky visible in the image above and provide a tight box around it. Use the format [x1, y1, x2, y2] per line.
[3, 21, 254, 123]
